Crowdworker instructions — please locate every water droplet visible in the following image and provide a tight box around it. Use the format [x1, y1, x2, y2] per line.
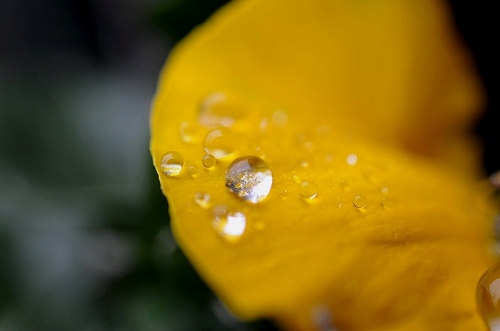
[299, 180, 318, 200]
[491, 171, 500, 188]
[202, 153, 217, 168]
[194, 192, 211, 209]
[188, 164, 200, 178]
[353, 194, 368, 208]
[271, 110, 288, 127]
[299, 159, 310, 168]
[292, 174, 301, 184]
[380, 197, 395, 209]
[381, 186, 389, 195]
[477, 263, 500, 330]
[279, 190, 289, 201]
[225, 156, 273, 204]
[203, 127, 236, 159]
[259, 117, 270, 132]
[311, 305, 339, 331]
[339, 180, 350, 191]
[297, 132, 315, 152]
[346, 153, 358, 166]
[212, 206, 246, 242]
[199, 92, 246, 127]
[160, 151, 184, 176]
[179, 121, 202, 143]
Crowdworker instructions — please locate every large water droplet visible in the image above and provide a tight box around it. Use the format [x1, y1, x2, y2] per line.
[203, 127, 236, 159]
[477, 263, 500, 330]
[299, 180, 318, 200]
[212, 206, 246, 242]
[225, 156, 273, 204]
[160, 151, 184, 176]
[199, 92, 246, 128]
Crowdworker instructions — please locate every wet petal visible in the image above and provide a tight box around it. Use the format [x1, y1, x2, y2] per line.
[150, 0, 497, 329]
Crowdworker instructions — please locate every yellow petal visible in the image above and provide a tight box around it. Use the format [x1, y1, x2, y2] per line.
[149, 0, 497, 330]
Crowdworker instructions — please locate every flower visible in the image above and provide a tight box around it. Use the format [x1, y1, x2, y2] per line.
[149, 0, 498, 329]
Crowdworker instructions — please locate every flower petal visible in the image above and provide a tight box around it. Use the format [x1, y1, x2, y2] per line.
[150, 0, 497, 329]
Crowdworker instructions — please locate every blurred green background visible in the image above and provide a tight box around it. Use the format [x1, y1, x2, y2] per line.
[0, 0, 496, 330]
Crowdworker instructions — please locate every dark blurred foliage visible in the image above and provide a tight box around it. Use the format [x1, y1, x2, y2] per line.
[0, 0, 497, 330]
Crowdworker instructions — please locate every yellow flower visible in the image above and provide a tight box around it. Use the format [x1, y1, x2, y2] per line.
[149, 0, 498, 330]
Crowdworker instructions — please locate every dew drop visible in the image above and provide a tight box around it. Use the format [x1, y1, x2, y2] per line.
[188, 164, 200, 178]
[292, 174, 301, 184]
[299, 180, 318, 200]
[199, 92, 246, 128]
[311, 305, 339, 331]
[339, 180, 350, 191]
[194, 192, 211, 209]
[271, 110, 288, 127]
[203, 127, 236, 159]
[353, 194, 368, 208]
[202, 153, 217, 168]
[160, 151, 184, 176]
[477, 263, 500, 330]
[279, 190, 289, 201]
[179, 121, 202, 143]
[380, 197, 395, 209]
[346, 153, 358, 166]
[225, 156, 273, 204]
[212, 206, 246, 242]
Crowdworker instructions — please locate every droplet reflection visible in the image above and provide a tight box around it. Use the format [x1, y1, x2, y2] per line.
[212, 206, 246, 242]
[225, 156, 273, 204]
[477, 263, 500, 330]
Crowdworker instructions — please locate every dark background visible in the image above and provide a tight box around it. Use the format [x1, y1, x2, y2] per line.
[0, 0, 496, 330]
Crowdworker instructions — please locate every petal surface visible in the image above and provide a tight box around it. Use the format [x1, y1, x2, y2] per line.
[150, 0, 497, 329]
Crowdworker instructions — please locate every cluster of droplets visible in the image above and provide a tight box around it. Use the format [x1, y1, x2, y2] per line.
[160, 92, 403, 243]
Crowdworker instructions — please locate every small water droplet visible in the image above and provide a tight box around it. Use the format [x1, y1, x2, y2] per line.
[179, 121, 202, 143]
[259, 117, 270, 132]
[339, 180, 350, 191]
[199, 92, 246, 127]
[160, 151, 184, 176]
[202, 153, 217, 168]
[380, 197, 394, 209]
[212, 206, 246, 242]
[194, 192, 211, 209]
[299, 159, 310, 168]
[353, 194, 368, 208]
[491, 171, 500, 188]
[346, 153, 358, 166]
[292, 174, 301, 184]
[299, 180, 318, 200]
[225, 156, 273, 204]
[381, 186, 389, 195]
[188, 164, 200, 178]
[271, 110, 288, 127]
[279, 190, 289, 201]
[297, 133, 315, 152]
[203, 127, 236, 159]
[311, 305, 339, 331]
[477, 263, 500, 330]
